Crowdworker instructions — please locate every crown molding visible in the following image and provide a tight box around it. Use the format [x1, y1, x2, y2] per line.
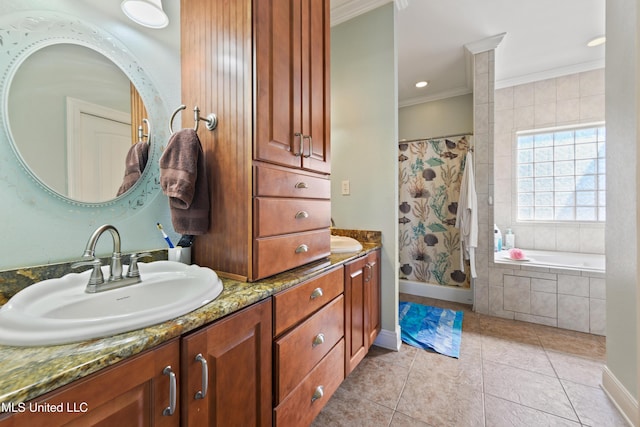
[331, 0, 393, 26]
[495, 59, 605, 89]
[399, 86, 472, 108]
[464, 32, 507, 54]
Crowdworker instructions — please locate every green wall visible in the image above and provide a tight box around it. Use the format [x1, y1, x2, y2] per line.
[331, 3, 400, 345]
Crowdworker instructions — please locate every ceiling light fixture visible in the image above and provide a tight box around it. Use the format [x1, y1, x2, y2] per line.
[121, 0, 169, 29]
[415, 81, 428, 88]
[587, 35, 606, 47]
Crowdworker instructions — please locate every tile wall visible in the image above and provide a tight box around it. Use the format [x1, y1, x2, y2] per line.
[493, 69, 606, 254]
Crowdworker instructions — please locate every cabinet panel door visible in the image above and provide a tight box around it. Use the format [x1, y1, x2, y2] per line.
[301, 0, 330, 174]
[344, 257, 368, 375]
[181, 299, 272, 427]
[366, 250, 381, 347]
[255, 0, 301, 169]
[0, 340, 180, 427]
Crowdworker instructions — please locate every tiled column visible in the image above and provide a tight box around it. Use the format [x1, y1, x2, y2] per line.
[465, 34, 503, 314]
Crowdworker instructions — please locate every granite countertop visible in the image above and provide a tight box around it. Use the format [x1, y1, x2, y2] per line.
[0, 230, 380, 405]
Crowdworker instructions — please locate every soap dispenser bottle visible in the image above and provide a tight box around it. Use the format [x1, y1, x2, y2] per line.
[494, 224, 502, 252]
[504, 228, 515, 250]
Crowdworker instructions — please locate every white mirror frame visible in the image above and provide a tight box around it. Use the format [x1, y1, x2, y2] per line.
[0, 10, 167, 208]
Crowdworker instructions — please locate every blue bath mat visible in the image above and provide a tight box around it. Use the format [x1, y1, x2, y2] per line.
[399, 302, 463, 358]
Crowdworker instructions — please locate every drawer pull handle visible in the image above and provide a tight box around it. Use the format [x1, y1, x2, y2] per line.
[295, 244, 309, 254]
[195, 353, 208, 400]
[162, 366, 177, 416]
[310, 287, 323, 300]
[295, 210, 309, 219]
[311, 385, 324, 403]
[295, 181, 309, 189]
[312, 333, 325, 348]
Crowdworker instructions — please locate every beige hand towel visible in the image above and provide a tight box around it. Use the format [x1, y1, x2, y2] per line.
[116, 141, 149, 196]
[159, 129, 210, 235]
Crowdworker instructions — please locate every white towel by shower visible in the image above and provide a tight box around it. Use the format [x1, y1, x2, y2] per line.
[455, 151, 478, 278]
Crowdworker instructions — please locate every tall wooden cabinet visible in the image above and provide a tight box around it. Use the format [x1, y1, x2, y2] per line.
[181, 0, 331, 281]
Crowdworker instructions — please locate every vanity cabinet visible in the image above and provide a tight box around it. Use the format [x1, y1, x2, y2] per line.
[181, 0, 331, 281]
[180, 299, 272, 427]
[344, 249, 382, 376]
[272, 266, 344, 426]
[0, 339, 181, 427]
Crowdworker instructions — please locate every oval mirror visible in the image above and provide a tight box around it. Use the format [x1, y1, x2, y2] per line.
[7, 43, 150, 203]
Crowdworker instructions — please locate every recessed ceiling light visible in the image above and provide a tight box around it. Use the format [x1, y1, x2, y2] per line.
[415, 81, 428, 88]
[587, 35, 606, 47]
[121, 0, 169, 29]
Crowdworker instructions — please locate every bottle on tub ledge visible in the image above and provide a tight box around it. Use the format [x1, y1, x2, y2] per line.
[494, 224, 502, 252]
[504, 228, 515, 250]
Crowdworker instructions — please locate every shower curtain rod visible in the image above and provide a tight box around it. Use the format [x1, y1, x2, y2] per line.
[398, 132, 474, 144]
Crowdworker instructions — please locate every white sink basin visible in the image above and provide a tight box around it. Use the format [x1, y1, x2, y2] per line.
[0, 261, 223, 346]
[330, 235, 363, 253]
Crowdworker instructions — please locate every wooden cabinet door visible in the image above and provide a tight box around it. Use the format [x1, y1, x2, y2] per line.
[300, 0, 330, 174]
[366, 250, 381, 347]
[181, 299, 272, 427]
[344, 257, 368, 376]
[0, 340, 180, 427]
[255, 0, 330, 174]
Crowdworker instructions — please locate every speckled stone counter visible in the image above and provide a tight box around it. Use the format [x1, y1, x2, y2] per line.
[0, 229, 381, 405]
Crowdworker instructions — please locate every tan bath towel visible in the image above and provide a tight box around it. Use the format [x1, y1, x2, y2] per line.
[159, 129, 210, 235]
[117, 141, 149, 196]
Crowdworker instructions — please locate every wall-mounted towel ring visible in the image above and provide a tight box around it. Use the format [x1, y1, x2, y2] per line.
[169, 105, 218, 135]
[137, 118, 151, 143]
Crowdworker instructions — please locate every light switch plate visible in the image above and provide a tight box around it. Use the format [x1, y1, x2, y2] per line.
[341, 180, 350, 195]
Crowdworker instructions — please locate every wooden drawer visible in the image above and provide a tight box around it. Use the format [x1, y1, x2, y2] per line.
[274, 295, 344, 403]
[254, 164, 330, 199]
[254, 229, 330, 280]
[274, 339, 345, 427]
[273, 266, 344, 337]
[254, 198, 331, 237]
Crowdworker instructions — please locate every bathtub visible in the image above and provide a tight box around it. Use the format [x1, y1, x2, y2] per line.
[494, 249, 605, 273]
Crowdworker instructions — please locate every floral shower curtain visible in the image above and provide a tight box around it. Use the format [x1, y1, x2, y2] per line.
[398, 135, 473, 288]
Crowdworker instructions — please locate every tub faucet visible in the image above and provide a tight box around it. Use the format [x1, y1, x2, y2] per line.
[72, 224, 146, 293]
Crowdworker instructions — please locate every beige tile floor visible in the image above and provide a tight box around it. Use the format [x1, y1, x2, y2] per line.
[312, 294, 628, 427]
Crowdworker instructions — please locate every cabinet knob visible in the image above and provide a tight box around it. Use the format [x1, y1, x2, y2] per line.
[310, 287, 324, 300]
[195, 353, 208, 400]
[162, 366, 177, 416]
[295, 244, 309, 254]
[312, 333, 325, 348]
[311, 385, 324, 403]
[295, 181, 309, 189]
[295, 210, 309, 219]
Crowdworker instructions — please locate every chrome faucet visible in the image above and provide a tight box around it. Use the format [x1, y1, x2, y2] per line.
[72, 224, 150, 293]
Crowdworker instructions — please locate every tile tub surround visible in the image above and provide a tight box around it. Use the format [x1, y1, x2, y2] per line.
[0, 234, 381, 405]
[475, 251, 606, 335]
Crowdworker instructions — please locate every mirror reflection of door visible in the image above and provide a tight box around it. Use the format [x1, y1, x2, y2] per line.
[66, 97, 131, 202]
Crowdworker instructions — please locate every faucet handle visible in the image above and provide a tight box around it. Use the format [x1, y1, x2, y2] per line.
[71, 259, 104, 286]
[127, 252, 152, 278]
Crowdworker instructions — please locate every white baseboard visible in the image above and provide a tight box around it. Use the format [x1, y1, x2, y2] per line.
[602, 365, 638, 426]
[373, 325, 401, 351]
[399, 279, 473, 304]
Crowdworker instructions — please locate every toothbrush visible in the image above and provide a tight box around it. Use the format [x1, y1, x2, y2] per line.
[156, 223, 175, 248]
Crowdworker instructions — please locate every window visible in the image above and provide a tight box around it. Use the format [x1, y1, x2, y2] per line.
[516, 124, 605, 222]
